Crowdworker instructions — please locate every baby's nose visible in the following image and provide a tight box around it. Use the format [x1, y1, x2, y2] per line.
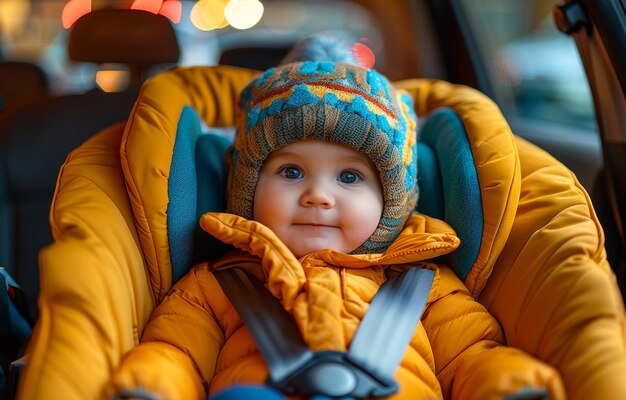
[300, 180, 334, 208]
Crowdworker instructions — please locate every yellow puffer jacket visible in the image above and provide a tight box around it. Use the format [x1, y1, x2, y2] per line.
[108, 212, 564, 399]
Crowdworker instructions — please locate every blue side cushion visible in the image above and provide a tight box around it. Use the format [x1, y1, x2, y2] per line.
[418, 108, 483, 280]
[167, 106, 231, 283]
[416, 142, 443, 219]
[168, 106, 482, 283]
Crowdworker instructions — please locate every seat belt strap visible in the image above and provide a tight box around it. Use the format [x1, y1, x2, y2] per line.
[213, 268, 314, 383]
[214, 266, 434, 398]
[347, 267, 434, 381]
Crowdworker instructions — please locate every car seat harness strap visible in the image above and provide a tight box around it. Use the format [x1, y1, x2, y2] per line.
[214, 267, 434, 399]
[214, 267, 314, 383]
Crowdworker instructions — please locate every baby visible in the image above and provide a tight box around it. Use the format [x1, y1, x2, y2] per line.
[109, 35, 565, 400]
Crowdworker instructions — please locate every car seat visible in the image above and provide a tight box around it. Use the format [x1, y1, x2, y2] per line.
[67, 8, 180, 87]
[18, 65, 626, 399]
[0, 62, 49, 114]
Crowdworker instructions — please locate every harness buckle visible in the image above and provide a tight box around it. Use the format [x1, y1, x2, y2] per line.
[269, 351, 398, 399]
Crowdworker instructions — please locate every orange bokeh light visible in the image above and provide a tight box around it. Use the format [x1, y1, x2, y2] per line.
[158, 0, 182, 23]
[131, 0, 181, 23]
[63, 0, 181, 29]
[61, 0, 91, 29]
[352, 42, 376, 69]
[95, 68, 130, 92]
[130, 0, 162, 14]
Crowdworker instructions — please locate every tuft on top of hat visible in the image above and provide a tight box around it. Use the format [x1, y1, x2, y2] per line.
[226, 32, 420, 254]
[279, 31, 361, 66]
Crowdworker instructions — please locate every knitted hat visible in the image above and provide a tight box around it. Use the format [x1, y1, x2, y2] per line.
[226, 35, 419, 254]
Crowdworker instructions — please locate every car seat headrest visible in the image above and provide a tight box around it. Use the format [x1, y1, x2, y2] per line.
[68, 9, 179, 78]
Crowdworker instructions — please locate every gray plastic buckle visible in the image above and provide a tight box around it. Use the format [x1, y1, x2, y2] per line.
[270, 351, 398, 399]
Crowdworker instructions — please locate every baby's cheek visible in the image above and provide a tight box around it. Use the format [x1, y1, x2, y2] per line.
[346, 216, 379, 249]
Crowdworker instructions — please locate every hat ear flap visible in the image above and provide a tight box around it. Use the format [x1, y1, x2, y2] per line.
[223, 145, 235, 209]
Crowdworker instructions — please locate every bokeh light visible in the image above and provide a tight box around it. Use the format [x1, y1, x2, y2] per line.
[190, 0, 229, 31]
[352, 41, 375, 69]
[224, 0, 264, 30]
[95, 67, 130, 93]
[130, 0, 162, 14]
[0, 0, 31, 40]
[131, 0, 181, 23]
[61, 0, 91, 29]
[158, 0, 182, 23]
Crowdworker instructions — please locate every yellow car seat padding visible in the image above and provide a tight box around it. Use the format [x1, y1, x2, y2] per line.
[121, 66, 260, 301]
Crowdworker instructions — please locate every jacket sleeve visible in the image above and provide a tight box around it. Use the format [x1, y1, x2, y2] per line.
[423, 266, 566, 400]
[106, 264, 225, 400]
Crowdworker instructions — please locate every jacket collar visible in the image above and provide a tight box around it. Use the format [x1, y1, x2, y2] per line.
[200, 212, 459, 308]
[302, 212, 460, 268]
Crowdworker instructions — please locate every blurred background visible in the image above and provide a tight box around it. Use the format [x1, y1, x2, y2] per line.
[0, 0, 595, 131]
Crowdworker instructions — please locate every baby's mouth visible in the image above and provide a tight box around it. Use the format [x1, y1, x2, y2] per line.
[292, 223, 339, 234]
[294, 222, 334, 228]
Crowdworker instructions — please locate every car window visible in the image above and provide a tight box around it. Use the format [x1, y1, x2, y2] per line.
[459, 0, 598, 131]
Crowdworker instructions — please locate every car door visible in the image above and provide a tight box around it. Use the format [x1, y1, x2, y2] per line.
[423, 0, 626, 295]
[555, 0, 626, 294]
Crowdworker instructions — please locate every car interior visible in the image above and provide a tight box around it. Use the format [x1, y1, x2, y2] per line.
[1, 8, 180, 321]
[0, 0, 625, 399]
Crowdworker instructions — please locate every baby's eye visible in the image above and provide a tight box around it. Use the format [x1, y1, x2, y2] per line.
[280, 166, 303, 179]
[338, 170, 360, 184]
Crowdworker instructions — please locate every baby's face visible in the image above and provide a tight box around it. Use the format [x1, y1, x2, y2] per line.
[254, 140, 383, 258]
